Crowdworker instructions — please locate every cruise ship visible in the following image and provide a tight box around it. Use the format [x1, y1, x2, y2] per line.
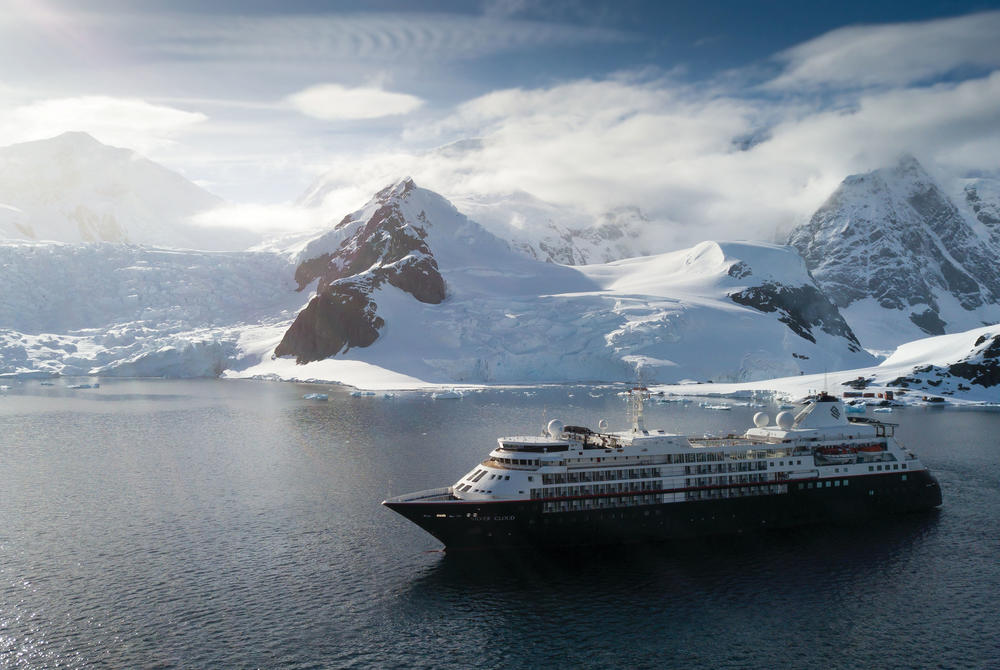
[383, 392, 942, 549]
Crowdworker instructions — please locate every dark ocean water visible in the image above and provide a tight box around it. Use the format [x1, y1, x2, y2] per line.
[1, 380, 998, 669]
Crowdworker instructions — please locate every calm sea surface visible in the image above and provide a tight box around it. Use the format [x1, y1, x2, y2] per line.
[1, 379, 998, 669]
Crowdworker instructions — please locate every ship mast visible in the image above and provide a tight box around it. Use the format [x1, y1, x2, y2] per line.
[628, 386, 648, 432]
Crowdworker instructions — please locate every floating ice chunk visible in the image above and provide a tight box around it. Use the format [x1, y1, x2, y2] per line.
[432, 389, 462, 399]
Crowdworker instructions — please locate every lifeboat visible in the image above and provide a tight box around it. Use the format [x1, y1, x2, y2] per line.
[815, 445, 857, 464]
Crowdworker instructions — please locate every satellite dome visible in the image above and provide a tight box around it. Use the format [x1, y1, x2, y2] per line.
[547, 419, 564, 437]
[753, 412, 769, 428]
[598, 419, 609, 430]
[775, 411, 794, 430]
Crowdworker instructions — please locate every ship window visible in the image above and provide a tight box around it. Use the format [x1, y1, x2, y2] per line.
[869, 466, 874, 472]
[505, 476, 510, 480]
[808, 483, 814, 489]
[834, 481, 840, 487]
[893, 464, 899, 470]
[528, 476, 533, 482]
[901, 475, 907, 481]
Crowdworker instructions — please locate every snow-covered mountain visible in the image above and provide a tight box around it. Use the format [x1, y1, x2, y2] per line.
[257, 178, 873, 386]
[788, 155, 1000, 351]
[450, 191, 654, 265]
[0, 132, 255, 250]
[298, 168, 654, 265]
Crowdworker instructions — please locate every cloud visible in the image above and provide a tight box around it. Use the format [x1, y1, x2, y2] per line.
[767, 10, 1000, 90]
[287, 84, 424, 121]
[190, 202, 327, 236]
[0, 95, 206, 152]
[302, 62, 1000, 251]
[14, 10, 629, 67]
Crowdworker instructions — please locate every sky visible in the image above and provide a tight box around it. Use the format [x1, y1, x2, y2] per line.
[1, 0, 999, 246]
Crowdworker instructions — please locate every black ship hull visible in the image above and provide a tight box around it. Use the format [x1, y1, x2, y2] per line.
[384, 471, 942, 550]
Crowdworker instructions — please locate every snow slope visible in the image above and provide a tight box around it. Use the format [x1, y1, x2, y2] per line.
[450, 190, 655, 265]
[238, 179, 873, 387]
[789, 155, 1000, 351]
[652, 324, 1000, 405]
[0, 132, 258, 251]
[0, 241, 303, 378]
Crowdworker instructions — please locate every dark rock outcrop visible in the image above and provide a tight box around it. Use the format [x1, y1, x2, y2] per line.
[964, 183, 1000, 228]
[948, 333, 1000, 388]
[730, 281, 863, 351]
[275, 280, 384, 362]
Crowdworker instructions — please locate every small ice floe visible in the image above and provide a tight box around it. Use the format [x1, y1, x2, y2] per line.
[382, 392, 396, 398]
[303, 393, 328, 401]
[432, 390, 463, 399]
[349, 390, 377, 397]
[0, 384, 10, 391]
[40, 381, 55, 386]
[872, 407, 893, 413]
[700, 403, 731, 410]
[67, 383, 99, 389]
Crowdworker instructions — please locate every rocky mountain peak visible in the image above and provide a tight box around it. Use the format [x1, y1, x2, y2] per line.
[276, 179, 452, 363]
[373, 176, 416, 203]
[788, 155, 1000, 349]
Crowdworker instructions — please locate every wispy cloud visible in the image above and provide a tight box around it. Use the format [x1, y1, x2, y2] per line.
[287, 84, 424, 121]
[29, 10, 630, 66]
[766, 10, 1000, 90]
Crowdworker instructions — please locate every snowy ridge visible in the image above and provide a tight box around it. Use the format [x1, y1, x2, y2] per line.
[653, 324, 1000, 405]
[789, 155, 1000, 351]
[451, 190, 654, 265]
